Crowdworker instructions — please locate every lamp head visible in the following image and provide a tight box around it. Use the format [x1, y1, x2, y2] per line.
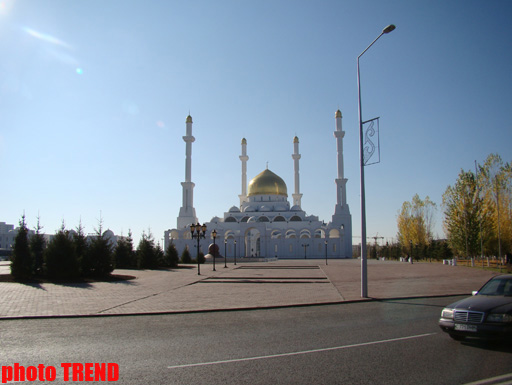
[190, 224, 196, 233]
[212, 229, 217, 239]
[201, 224, 207, 234]
[382, 24, 396, 34]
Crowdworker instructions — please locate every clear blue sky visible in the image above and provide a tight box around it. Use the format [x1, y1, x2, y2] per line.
[1, 0, 511, 247]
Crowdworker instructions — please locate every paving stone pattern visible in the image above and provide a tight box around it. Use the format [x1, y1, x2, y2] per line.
[0, 259, 499, 319]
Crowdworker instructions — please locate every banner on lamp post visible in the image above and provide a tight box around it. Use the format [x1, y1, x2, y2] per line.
[363, 117, 380, 166]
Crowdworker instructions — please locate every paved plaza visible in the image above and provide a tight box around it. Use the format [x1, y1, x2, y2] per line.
[0, 259, 500, 319]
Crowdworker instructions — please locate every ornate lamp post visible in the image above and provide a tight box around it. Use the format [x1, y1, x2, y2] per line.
[224, 239, 228, 268]
[190, 223, 206, 275]
[358, 24, 395, 298]
[212, 229, 217, 271]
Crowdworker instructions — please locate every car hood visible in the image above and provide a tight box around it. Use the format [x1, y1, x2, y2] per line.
[448, 295, 512, 313]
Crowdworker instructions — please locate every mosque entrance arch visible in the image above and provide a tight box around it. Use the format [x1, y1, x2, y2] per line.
[245, 228, 261, 257]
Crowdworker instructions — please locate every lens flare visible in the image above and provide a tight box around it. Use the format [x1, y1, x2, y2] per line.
[23, 27, 71, 49]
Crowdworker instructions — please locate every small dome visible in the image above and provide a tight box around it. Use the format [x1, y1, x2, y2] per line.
[335, 109, 342, 118]
[248, 169, 288, 197]
[186, 115, 193, 123]
[229, 206, 240, 212]
[241, 138, 247, 145]
[293, 136, 299, 143]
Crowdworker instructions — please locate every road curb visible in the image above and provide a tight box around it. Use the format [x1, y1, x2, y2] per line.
[0, 293, 469, 321]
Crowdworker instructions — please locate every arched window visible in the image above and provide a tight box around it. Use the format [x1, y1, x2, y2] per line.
[314, 229, 325, 238]
[329, 229, 340, 238]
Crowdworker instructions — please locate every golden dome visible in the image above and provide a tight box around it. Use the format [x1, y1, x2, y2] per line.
[248, 169, 288, 197]
[335, 109, 342, 118]
[293, 136, 299, 143]
[186, 115, 193, 123]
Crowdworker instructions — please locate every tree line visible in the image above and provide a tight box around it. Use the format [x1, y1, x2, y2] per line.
[10, 216, 201, 280]
[394, 153, 511, 260]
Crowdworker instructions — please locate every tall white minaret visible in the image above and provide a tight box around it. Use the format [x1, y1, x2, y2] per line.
[331, 109, 352, 257]
[239, 138, 249, 207]
[177, 115, 198, 229]
[334, 109, 348, 209]
[292, 136, 302, 207]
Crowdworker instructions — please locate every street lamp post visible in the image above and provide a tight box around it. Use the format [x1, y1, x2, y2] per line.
[212, 229, 217, 271]
[325, 240, 328, 265]
[190, 223, 206, 275]
[358, 24, 395, 298]
[234, 240, 237, 265]
[301, 243, 309, 259]
[224, 239, 228, 268]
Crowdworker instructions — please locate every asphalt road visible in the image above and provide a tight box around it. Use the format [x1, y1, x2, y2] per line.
[1, 296, 511, 384]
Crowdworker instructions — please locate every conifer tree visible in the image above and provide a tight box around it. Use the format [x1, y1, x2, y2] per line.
[114, 230, 135, 269]
[30, 216, 46, 275]
[181, 248, 192, 264]
[85, 219, 113, 277]
[136, 230, 157, 269]
[165, 242, 180, 268]
[11, 215, 33, 279]
[73, 220, 89, 276]
[155, 243, 165, 267]
[44, 222, 80, 279]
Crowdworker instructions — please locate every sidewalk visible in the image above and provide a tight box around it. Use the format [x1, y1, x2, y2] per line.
[0, 259, 500, 319]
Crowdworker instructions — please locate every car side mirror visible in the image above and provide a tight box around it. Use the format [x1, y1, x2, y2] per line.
[472, 291, 478, 296]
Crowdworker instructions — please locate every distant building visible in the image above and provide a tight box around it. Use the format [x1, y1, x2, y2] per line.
[0, 222, 35, 253]
[0, 221, 123, 256]
[164, 111, 352, 259]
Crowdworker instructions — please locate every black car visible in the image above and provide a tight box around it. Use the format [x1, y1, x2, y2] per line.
[439, 275, 512, 341]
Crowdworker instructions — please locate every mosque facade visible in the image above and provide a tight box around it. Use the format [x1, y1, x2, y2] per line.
[164, 111, 352, 259]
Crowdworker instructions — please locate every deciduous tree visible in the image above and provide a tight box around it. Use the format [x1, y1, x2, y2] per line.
[443, 170, 488, 257]
[477, 154, 512, 257]
[397, 194, 436, 253]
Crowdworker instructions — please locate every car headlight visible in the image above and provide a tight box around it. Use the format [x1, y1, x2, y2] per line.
[486, 313, 512, 323]
[441, 308, 454, 319]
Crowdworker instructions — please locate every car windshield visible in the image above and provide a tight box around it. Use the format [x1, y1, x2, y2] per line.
[478, 277, 512, 296]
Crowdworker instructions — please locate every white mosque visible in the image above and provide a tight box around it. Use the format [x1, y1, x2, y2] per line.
[164, 110, 352, 259]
